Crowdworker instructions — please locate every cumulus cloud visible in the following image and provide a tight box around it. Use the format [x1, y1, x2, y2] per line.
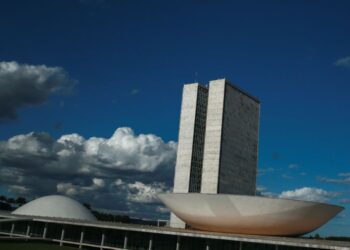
[334, 56, 350, 68]
[258, 186, 340, 203]
[318, 173, 350, 185]
[83, 127, 176, 172]
[57, 178, 106, 196]
[0, 61, 76, 122]
[255, 186, 277, 198]
[8, 185, 31, 195]
[256, 185, 267, 193]
[0, 127, 176, 218]
[279, 187, 339, 203]
[127, 181, 169, 203]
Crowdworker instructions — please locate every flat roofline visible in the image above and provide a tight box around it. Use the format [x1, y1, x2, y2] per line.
[184, 79, 260, 103]
[183, 82, 207, 89]
[211, 78, 260, 104]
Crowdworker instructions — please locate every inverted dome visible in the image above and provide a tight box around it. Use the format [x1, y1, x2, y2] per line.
[12, 195, 97, 221]
[159, 193, 344, 236]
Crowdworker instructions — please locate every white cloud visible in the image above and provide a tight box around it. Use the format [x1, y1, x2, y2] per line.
[114, 179, 124, 186]
[57, 183, 79, 196]
[334, 56, 350, 68]
[0, 61, 76, 121]
[57, 178, 106, 196]
[0, 127, 177, 219]
[127, 181, 169, 203]
[318, 173, 350, 185]
[256, 185, 277, 198]
[0, 127, 176, 175]
[256, 185, 267, 192]
[81, 127, 177, 172]
[56, 177, 170, 218]
[8, 185, 31, 195]
[58, 133, 85, 146]
[279, 187, 339, 203]
[92, 178, 105, 188]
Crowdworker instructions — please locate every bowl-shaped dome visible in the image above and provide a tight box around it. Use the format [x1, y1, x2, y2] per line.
[159, 193, 344, 236]
[12, 195, 97, 221]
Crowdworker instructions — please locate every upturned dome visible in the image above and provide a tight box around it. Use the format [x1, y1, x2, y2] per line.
[12, 195, 97, 221]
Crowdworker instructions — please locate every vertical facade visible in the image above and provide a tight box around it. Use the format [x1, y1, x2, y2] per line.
[171, 79, 260, 228]
[201, 79, 260, 195]
[188, 85, 208, 193]
[171, 83, 208, 228]
[198, 80, 225, 194]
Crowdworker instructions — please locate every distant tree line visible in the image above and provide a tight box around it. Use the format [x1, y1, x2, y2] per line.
[306, 234, 350, 242]
[82, 203, 164, 226]
[325, 236, 350, 242]
[0, 195, 27, 211]
[93, 210, 131, 223]
[83, 203, 131, 223]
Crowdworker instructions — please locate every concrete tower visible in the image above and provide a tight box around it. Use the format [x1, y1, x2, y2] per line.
[201, 79, 260, 195]
[171, 83, 208, 227]
[170, 79, 260, 228]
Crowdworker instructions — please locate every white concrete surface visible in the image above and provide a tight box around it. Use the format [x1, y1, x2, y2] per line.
[12, 195, 96, 221]
[159, 193, 344, 236]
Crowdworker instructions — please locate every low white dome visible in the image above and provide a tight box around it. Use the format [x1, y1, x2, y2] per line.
[12, 195, 97, 221]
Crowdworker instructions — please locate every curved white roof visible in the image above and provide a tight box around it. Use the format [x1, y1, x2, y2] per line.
[159, 193, 344, 236]
[12, 195, 97, 221]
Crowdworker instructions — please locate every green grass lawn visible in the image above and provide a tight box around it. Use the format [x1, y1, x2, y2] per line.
[0, 242, 77, 250]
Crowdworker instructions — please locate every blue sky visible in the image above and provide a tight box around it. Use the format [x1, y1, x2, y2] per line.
[0, 0, 350, 236]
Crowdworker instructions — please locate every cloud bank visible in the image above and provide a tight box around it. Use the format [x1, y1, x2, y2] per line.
[258, 186, 340, 203]
[0, 127, 177, 218]
[279, 187, 339, 203]
[318, 173, 350, 185]
[1, 125, 345, 218]
[0, 61, 76, 122]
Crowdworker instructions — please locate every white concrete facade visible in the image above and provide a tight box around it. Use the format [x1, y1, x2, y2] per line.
[172, 84, 199, 194]
[171, 79, 260, 228]
[12, 195, 97, 221]
[200, 80, 226, 194]
[161, 193, 344, 236]
[171, 83, 208, 228]
[201, 79, 260, 195]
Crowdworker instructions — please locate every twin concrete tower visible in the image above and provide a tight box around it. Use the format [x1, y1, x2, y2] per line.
[171, 79, 260, 228]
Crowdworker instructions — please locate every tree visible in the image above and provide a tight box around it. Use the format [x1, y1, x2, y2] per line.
[6, 198, 15, 204]
[83, 203, 91, 210]
[15, 197, 27, 206]
[0, 201, 12, 211]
